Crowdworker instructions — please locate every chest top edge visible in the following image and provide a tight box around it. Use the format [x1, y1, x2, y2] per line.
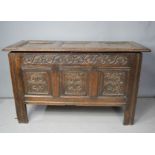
[2, 40, 151, 53]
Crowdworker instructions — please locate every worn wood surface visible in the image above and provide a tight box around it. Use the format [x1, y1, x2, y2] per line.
[8, 53, 28, 123]
[5, 40, 151, 125]
[123, 53, 142, 125]
[3, 40, 150, 52]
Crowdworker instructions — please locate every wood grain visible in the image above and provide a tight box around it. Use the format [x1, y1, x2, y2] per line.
[24, 96, 126, 106]
[8, 53, 28, 123]
[123, 53, 142, 125]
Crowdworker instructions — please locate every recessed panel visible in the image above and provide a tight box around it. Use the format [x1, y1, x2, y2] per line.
[23, 71, 50, 95]
[99, 70, 129, 96]
[61, 70, 88, 96]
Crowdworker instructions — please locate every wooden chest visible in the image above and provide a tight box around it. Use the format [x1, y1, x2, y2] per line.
[3, 40, 151, 125]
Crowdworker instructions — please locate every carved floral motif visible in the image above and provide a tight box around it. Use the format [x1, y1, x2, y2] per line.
[63, 71, 87, 96]
[103, 71, 126, 95]
[23, 54, 128, 65]
[24, 72, 49, 94]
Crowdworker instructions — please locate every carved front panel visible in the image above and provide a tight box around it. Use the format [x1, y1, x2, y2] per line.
[23, 53, 129, 66]
[61, 71, 88, 96]
[23, 72, 50, 95]
[100, 70, 128, 96]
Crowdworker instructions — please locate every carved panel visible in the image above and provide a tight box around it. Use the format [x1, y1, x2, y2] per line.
[24, 72, 49, 95]
[101, 71, 127, 96]
[62, 71, 88, 96]
[23, 54, 128, 65]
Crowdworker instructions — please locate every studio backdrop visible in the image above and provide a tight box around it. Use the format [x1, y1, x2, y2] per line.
[0, 21, 155, 97]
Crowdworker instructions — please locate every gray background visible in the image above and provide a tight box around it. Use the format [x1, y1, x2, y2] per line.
[0, 21, 154, 97]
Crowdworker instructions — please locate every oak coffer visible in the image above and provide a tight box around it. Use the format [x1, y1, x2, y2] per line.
[3, 40, 151, 125]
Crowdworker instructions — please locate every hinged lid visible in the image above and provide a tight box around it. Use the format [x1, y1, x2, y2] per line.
[2, 40, 151, 52]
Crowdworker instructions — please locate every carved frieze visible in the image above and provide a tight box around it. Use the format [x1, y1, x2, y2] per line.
[103, 71, 126, 95]
[23, 54, 128, 65]
[62, 71, 87, 96]
[24, 72, 49, 95]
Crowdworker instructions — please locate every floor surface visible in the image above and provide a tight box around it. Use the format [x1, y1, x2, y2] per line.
[0, 98, 155, 132]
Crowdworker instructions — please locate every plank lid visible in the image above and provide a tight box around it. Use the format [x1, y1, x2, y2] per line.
[2, 40, 151, 52]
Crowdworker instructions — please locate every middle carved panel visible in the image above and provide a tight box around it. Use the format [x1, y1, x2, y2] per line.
[61, 70, 88, 96]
